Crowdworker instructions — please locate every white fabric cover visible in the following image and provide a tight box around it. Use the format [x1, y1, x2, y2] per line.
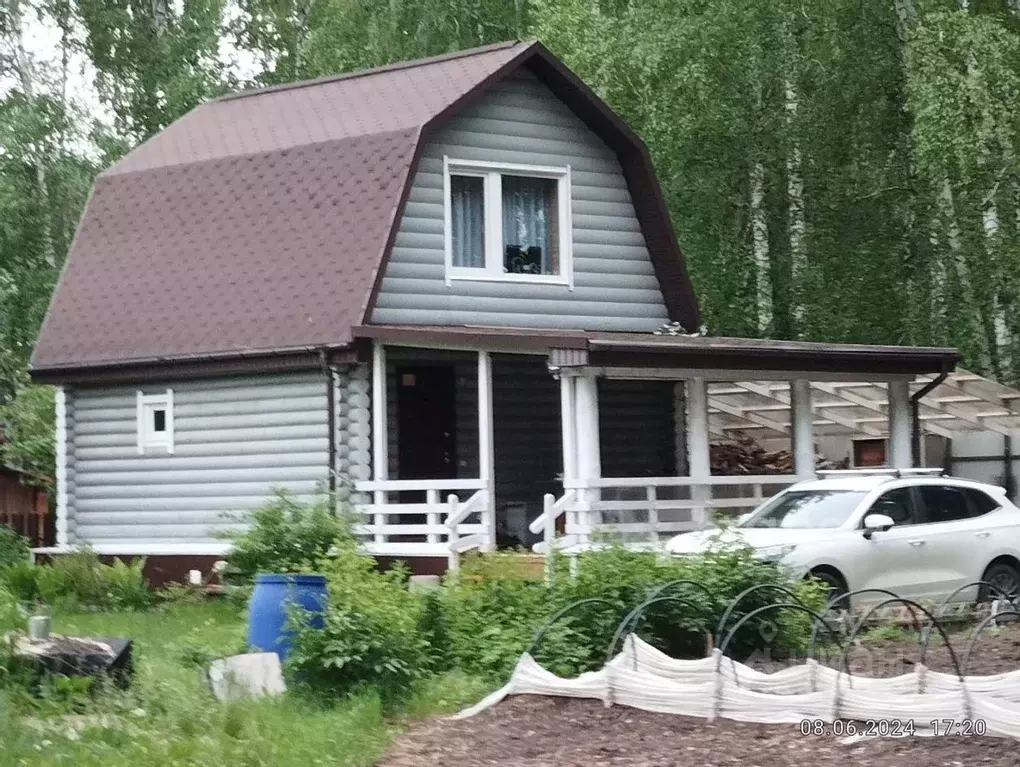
[453, 635, 1020, 739]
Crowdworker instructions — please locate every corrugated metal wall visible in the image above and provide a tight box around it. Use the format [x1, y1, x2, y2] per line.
[65, 372, 330, 547]
[371, 70, 671, 331]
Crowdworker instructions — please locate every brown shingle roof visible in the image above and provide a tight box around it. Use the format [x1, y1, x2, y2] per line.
[31, 41, 700, 379]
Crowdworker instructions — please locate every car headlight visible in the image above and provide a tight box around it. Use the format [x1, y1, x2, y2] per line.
[755, 544, 797, 562]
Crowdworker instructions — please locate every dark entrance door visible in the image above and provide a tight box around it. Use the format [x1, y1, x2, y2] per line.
[396, 365, 457, 486]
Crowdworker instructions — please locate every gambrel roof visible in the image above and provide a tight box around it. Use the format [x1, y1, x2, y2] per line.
[31, 41, 699, 381]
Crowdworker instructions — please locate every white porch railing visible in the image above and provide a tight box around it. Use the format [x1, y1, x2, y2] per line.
[354, 478, 493, 565]
[530, 475, 799, 554]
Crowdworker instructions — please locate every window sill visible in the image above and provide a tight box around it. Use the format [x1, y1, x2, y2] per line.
[447, 271, 572, 287]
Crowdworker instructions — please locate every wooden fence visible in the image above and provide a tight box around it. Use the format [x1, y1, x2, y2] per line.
[0, 468, 52, 547]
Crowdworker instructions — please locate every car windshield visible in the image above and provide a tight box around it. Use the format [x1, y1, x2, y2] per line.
[740, 490, 867, 529]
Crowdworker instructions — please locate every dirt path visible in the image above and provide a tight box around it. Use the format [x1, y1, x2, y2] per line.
[380, 625, 1020, 766]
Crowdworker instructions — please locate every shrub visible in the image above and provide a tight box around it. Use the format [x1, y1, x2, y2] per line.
[35, 548, 152, 611]
[416, 590, 452, 672]
[289, 605, 426, 705]
[0, 583, 25, 635]
[439, 552, 583, 680]
[0, 528, 30, 572]
[0, 583, 27, 689]
[225, 489, 353, 580]
[287, 541, 429, 706]
[1, 561, 39, 603]
[440, 544, 824, 681]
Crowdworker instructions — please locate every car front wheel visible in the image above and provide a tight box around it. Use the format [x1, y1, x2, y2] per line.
[979, 561, 1020, 605]
[808, 568, 849, 611]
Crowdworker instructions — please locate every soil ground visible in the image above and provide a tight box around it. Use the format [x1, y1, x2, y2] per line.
[379, 623, 1020, 767]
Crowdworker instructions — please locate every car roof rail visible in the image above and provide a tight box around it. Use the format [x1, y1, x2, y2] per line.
[815, 468, 948, 479]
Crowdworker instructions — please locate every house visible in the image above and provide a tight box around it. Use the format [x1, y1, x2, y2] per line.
[31, 41, 963, 580]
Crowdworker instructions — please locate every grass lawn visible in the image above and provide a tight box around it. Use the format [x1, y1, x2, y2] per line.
[0, 602, 489, 766]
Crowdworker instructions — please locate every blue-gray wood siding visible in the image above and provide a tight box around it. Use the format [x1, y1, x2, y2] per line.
[64, 372, 330, 546]
[371, 71, 671, 330]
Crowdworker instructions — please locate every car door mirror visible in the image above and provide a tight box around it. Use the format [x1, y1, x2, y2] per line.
[863, 513, 895, 539]
[736, 512, 753, 525]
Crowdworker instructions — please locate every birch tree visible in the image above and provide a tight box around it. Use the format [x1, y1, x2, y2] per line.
[75, 0, 228, 139]
[2, 0, 55, 268]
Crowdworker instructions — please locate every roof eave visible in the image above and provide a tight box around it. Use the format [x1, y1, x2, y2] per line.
[584, 340, 961, 377]
[29, 344, 360, 386]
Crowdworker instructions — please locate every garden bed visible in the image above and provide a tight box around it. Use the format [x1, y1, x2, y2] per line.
[380, 623, 1020, 766]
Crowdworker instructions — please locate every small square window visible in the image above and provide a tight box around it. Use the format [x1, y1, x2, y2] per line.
[137, 390, 174, 454]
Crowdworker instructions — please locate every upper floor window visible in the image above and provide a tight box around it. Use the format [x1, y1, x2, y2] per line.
[137, 389, 174, 454]
[444, 157, 572, 286]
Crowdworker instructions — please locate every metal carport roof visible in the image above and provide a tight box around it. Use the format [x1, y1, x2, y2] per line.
[706, 369, 1020, 440]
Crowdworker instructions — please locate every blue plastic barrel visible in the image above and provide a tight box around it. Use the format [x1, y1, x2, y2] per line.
[247, 574, 328, 661]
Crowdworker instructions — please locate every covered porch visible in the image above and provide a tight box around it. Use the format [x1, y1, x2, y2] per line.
[350, 326, 962, 568]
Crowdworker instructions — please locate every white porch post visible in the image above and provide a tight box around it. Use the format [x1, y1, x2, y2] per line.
[55, 386, 68, 548]
[790, 378, 815, 480]
[888, 379, 912, 468]
[477, 350, 496, 551]
[559, 374, 578, 537]
[371, 342, 388, 544]
[686, 378, 711, 527]
[575, 375, 601, 534]
[560, 375, 577, 484]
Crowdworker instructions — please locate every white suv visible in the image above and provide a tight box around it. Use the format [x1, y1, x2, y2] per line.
[665, 473, 1020, 606]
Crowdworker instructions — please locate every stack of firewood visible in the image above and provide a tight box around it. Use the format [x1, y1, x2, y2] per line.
[710, 432, 847, 475]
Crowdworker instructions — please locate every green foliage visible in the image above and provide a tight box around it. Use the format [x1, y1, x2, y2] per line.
[415, 590, 452, 672]
[0, 383, 55, 484]
[0, 602, 403, 766]
[287, 542, 429, 705]
[860, 623, 912, 644]
[404, 670, 492, 718]
[0, 583, 26, 635]
[0, 583, 29, 690]
[34, 548, 153, 611]
[289, 604, 427, 706]
[439, 545, 823, 682]
[233, 0, 527, 86]
[0, 527, 31, 571]
[1, 560, 40, 604]
[439, 552, 587, 680]
[156, 582, 208, 608]
[224, 489, 353, 580]
[75, 0, 232, 140]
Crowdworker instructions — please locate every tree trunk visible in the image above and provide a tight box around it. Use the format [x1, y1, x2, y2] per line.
[751, 161, 772, 334]
[151, 0, 170, 36]
[785, 77, 805, 334]
[8, 0, 56, 269]
[940, 178, 992, 371]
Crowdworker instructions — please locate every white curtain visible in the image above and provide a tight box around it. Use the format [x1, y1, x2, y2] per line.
[502, 176, 556, 274]
[451, 175, 485, 268]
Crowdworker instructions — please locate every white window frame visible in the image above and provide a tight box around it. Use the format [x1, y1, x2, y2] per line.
[136, 389, 174, 455]
[443, 156, 573, 288]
